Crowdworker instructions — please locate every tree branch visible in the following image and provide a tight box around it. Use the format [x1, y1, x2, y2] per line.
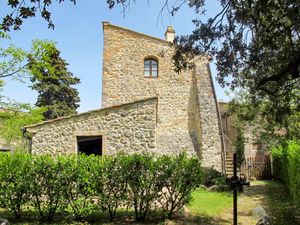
[256, 51, 300, 88]
[0, 63, 29, 78]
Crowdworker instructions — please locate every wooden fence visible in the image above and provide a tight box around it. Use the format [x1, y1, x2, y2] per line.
[240, 154, 272, 180]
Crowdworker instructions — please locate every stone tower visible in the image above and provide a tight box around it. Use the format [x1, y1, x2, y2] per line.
[102, 22, 223, 171]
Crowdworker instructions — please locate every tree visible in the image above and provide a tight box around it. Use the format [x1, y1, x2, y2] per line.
[2, 0, 299, 132]
[0, 81, 45, 149]
[1, 0, 76, 31]
[229, 89, 300, 144]
[0, 37, 65, 81]
[0, 45, 28, 80]
[106, 0, 300, 117]
[234, 126, 245, 169]
[2, 1, 299, 100]
[28, 40, 80, 120]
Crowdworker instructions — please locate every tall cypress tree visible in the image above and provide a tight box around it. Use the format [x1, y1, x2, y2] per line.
[28, 41, 80, 120]
[234, 126, 246, 169]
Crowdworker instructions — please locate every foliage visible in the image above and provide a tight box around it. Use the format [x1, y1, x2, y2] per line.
[0, 79, 45, 149]
[234, 126, 245, 168]
[271, 144, 285, 181]
[0, 39, 61, 80]
[31, 155, 69, 221]
[210, 177, 229, 192]
[201, 167, 222, 187]
[0, 45, 28, 79]
[124, 153, 162, 221]
[1, 0, 76, 31]
[0, 152, 203, 221]
[28, 40, 80, 120]
[272, 140, 300, 205]
[173, 0, 299, 106]
[64, 154, 101, 219]
[105, 0, 300, 111]
[157, 154, 202, 218]
[96, 0, 300, 145]
[0, 100, 45, 147]
[100, 154, 128, 220]
[228, 90, 300, 144]
[0, 153, 32, 219]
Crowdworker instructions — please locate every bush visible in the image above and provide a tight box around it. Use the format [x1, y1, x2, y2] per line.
[63, 154, 100, 219]
[124, 153, 162, 221]
[272, 144, 285, 180]
[0, 152, 204, 221]
[0, 153, 32, 219]
[31, 155, 69, 221]
[157, 154, 202, 218]
[210, 177, 229, 192]
[202, 167, 222, 187]
[272, 140, 300, 205]
[100, 154, 128, 220]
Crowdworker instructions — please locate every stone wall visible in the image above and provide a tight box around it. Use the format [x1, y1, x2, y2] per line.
[195, 63, 223, 170]
[102, 23, 222, 170]
[219, 102, 263, 158]
[26, 98, 157, 155]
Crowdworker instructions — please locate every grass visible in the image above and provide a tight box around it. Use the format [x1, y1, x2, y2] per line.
[1, 181, 299, 224]
[260, 181, 300, 225]
[188, 188, 232, 217]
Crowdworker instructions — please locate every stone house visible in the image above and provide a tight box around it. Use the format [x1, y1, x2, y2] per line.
[24, 22, 225, 171]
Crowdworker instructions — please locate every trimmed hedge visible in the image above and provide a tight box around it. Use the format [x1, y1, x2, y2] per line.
[272, 140, 300, 205]
[0, 152, 202, 221]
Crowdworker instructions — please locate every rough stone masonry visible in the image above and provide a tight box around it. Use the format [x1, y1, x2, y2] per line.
[25, 22, 224, 171]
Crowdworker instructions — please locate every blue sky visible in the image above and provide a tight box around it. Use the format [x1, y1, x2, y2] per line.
[0, 0, 230, 112]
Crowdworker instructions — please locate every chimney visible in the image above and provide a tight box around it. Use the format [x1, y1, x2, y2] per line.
[164, 26, 175, 42]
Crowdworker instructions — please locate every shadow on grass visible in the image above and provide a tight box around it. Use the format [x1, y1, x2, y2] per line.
[0, 209, 232, 225]
[242, 180, 299, 225]
[166, 214, 231, 225]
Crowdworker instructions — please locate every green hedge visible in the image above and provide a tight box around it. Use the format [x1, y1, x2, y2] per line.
[0, 152, 202, 221]
[272, 140, 300, 205]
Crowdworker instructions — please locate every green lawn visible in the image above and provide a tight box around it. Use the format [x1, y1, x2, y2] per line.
[1, 181, 299, 224]
[188, 188, 232, 216]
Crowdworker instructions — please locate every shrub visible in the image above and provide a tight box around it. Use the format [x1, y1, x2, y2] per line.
[124, 153, 162, 221]
[63, 154, 100, 220]
[286, 141, 300, 205]
[271, 144, 285, 180]
[272, 140, 300, 205]
[0, 153, 32, 219]
[0, 152, 205, 221]
[100, 154, 128, 220]
[210, 177, 229, 192]
[157, 154, 202, 218]
[202, 167, 222, 187]
[30, 155, 69, 221]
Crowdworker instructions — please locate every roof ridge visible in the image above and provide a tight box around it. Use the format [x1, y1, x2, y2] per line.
[102, 22, 172, 45]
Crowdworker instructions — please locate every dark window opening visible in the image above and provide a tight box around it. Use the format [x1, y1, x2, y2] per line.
[144, 58, 158, 78]
[77, 136, 102, 156]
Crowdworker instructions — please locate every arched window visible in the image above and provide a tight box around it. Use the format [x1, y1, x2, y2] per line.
[144, 58, 158, 78]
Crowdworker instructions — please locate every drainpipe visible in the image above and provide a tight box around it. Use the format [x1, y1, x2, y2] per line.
[21, 128, 32, 154]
